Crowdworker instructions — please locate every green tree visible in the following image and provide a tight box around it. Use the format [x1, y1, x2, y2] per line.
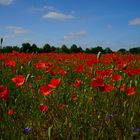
[91, 46, 104, 54]
[129, 47, 140, 54]
[13, 46, 20, 52]
[77, 46, 84, 52]
[31, 43, 38, 53]
[3, 46, 13, 53]
[70, 44, 78, 53]
[85, 48, 91, 53]
[104, 47, 112, 53]
[21, 43, 32, 52]
[43, 43, 51, 53]
[61, 44, 70, 53]
[117, 48, 127, 53]
[51, 46, 56, 52]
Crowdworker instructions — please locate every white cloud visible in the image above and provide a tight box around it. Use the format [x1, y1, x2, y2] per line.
[6, 26, 30, 34]
[129, 18, 140, 25]
[0, 0, 13, 5]
[42, 11, 74, 20]
[64, 31, 87, 40]
[29, 5, 54, 13]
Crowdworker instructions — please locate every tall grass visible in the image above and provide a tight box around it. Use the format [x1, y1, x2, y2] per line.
[0, 52, 140, 139]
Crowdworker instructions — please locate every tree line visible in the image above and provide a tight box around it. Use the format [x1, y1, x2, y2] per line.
[0, 41, 140, 54]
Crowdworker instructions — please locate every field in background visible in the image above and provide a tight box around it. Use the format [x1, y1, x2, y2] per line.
[0, 51, 140, 139]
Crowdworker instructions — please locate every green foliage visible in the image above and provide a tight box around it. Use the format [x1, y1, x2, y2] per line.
[43, 43, 51, 53]
[0, 40, 140, 54]
[21, 43, 32, 52]
[129, 47, 140, 54]
[118, 48, 128, 53]
[61, 44, 70, 53]
[70, 44, 78, 53]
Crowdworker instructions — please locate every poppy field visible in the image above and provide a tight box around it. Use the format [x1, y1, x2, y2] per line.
[0, 51, 140, 139]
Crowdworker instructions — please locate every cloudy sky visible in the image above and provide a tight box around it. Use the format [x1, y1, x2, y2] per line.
[0, 0, 140, 50]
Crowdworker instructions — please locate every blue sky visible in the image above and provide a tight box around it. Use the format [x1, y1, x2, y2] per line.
[0, 0, 140, 50]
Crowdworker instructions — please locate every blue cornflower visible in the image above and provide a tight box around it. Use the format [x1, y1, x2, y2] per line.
[108, 113, 113, 119]
[23, 127, 31, 134]
[132, 127, 139, 133]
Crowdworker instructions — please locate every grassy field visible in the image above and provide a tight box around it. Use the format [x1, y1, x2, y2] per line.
[0, 51, 140, 140]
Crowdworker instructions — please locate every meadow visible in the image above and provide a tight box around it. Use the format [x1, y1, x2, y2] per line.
[0, 51, 140, 140]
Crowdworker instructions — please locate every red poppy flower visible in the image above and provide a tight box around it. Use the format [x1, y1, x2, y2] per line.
[99, 84, 114, 92]
[40, 85, 52, 96]
[34, 62, 46, 70]
[73, 78, 82, 87]
[12, 50, 19, 55]
[58, 69, 66, 76]
[0, 54, 6, 60]
[12, 75, 25, 87]
[5, 59, 16, 67]
[126, 87, 135, 96]
[91, 78, 104, 88]
[72, 93, 77, 101]
[86, 59, 98, 67]
[8, 108, 15, 116]
[48, 78, 61, 89]
[36, 76, 42, 80]
[104, 84, 114, 92]
[128, 67, 140, 77]
[112, 74, 122, 81]
[0, 85, 9, 101]
[120, 83, 126, 91]
[96, 69, 112, 79]
[115, 59, 125, 70]
[74, 64, 85, 73]
[39, 104, 48, 112]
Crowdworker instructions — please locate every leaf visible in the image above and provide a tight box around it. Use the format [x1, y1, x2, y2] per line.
[48, 125, 53, 140]
[25, 74, 30, 82]
[97, 51, 101, 60]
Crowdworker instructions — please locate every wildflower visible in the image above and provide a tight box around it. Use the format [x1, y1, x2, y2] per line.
[74, 64, 85, 73]
[8, 108, 15, 116]
[34, 62, 46, 70]
[72, 93, 77, 101]
[112, 73, 122, 81]
[5, 59, 16, 67]
[96, 69, 112, 79]
[120, 83, 126, 91]
[58, 69, 66, 76]
[36, 76, 42, 80]
[23, 127, 31, 134]
[128, 67, 140, 77]
[39, 104, 48, 112]
[86, 59, 98, 67]
[91, 78, 104, 88]
[12, 50, 19, 55]
[0, 85, 9, 101]
[48, 78, 61, 89]
[100, 84, 114, 93]
[126, 87, 135, 96]
[40, 85, 52, 96]
[108, 113, 113, 119]
[73, 78, 82, 87]
[132, 127, 139, 133]
[12, 75, 25, 87]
